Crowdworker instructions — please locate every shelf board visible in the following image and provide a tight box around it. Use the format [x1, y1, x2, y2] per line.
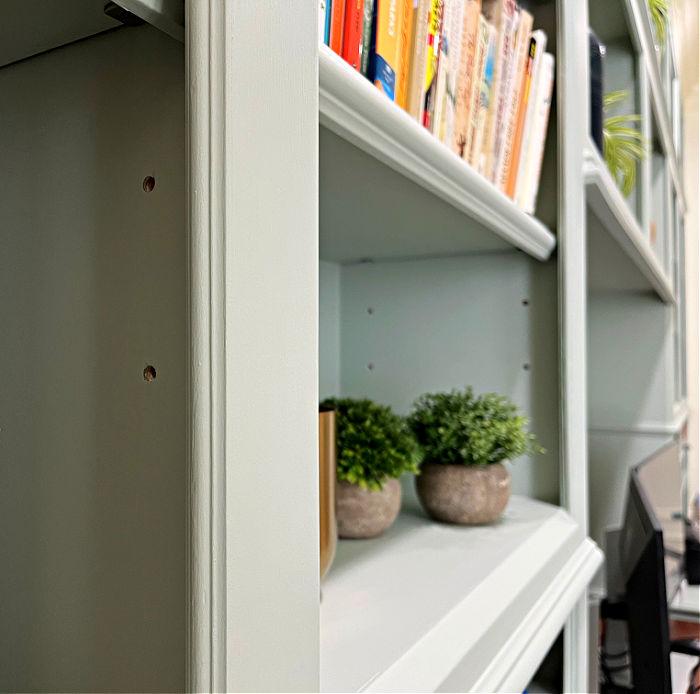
[318, 45, 556, 263]
[623, 0, 686, 211]
[584, 141, 676, 304]
[321, 495, 602, 693]
[0, 0, 120, 68]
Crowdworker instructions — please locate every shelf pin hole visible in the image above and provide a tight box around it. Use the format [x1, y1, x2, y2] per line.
[143, 176, 156, 193]
[367, 363, 375, 371]
[143, 365, 157, 381]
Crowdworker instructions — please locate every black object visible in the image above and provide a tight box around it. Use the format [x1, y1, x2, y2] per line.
[589, 29, 605, 155]
[103, 2, 145, 27]
[686, 525, 700, 584]
[602, 448, 700, 694]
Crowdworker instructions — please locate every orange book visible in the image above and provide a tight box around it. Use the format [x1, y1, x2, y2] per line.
[505, 34, 536, 198]
[396, 0, 415, 109]
[330, 0, 346, 54]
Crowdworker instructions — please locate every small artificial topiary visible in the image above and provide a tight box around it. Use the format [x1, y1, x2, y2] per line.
[322, 397, 421, 491]
[407, 387, 544, 467]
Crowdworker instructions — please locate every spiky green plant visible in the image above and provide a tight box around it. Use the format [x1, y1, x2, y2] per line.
[603, 90, 648, 197]
[648, 0, 669, 52]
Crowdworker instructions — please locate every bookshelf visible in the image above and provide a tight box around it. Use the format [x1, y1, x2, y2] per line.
[319, 45, 556, 261]
[0, 1, 689, 693]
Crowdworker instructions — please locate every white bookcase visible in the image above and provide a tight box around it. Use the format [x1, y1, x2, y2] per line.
[0, 0, 687, 692]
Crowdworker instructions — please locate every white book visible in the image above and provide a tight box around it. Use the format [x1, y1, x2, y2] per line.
[442, 0, 466, 145]
[319, 0, 327, 42]
[518, 52, 554, 214]
[513, 29, 547, 203]
[432, 0, 453, 140]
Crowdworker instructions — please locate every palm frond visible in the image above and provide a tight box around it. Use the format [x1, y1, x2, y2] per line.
[603, 89, 649, 197]
[648, 0, 669, 52]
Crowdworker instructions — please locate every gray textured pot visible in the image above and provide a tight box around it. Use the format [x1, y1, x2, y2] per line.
[336, 478, 401, 539]
[415, 462, 511, 525]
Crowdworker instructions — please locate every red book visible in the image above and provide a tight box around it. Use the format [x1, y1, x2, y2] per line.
[330, 0, 346, 55]
[342, 0, 365, 70]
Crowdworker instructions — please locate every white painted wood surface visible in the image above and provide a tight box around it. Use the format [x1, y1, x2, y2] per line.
[319, 45, 556, 262]
[321, 496, 602, 693]
[558, 0, 593, 690]
[584, 142, 677, 304]
[187, 2, 320, 691]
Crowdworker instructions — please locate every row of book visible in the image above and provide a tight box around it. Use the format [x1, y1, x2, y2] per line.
[319, 0, 555, 216]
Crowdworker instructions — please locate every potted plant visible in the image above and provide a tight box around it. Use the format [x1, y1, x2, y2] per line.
[321, 397, 420, 538]
[407, 388, 543, 525]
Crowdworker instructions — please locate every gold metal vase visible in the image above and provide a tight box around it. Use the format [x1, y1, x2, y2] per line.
[319, 406, 338, 579]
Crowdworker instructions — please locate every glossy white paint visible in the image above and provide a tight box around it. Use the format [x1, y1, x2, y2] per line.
[584, 142, 676, 304]
[321, 496, 602, 693]
[187, 2, 319, 691]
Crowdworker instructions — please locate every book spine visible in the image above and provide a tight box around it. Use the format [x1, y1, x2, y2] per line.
[442, 0, 465, 145]
[470, 21, 497, 171]
[330, 0, 346, 54]
[396, 0, 415, 108]
[464, 14, 489, 161]
[342, 0, 365, 70]
[373, 0, 402, 100]
[519, 52, 554, 214]
[486, 0, 519, 181]
[320, 0, 328, 43]
[496, 8, 532, 191]
[513, 29, 547, 201]
[451, 0, 482, 157]
[481, 0, 519, 181]
[360, 0, 375, 75]
[406, 0, 431, 120]
[421, 0, 443, 130]
[505, 32, 537, 197]
[325, 0, 334, 44]
[431, 0, 452, 138]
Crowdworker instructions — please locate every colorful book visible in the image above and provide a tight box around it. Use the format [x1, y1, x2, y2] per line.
[494, 7, 532, 189]
[480, 0, 519, 181]
[342, 0, 365, 69]
[421, 0, 444, 129]
[451, 0, 482, 157]
[505, 31, 544, 198]
[370, 0, 403, 100]
[325, 0, 333, 44]
[518, 52, 554, 214]
[470, 20, 497, 171]
[513, 29, 547, 200]
[396, 0, 415, 108]
[441, 0, 466, 144]
[406, 0, 432, 120]
[330, 0, 345, 54]
[464, 13, 489, 162]
[431, 0, 452, 138]
[320, 0, 328, 43]
[360, 0, 375, 75]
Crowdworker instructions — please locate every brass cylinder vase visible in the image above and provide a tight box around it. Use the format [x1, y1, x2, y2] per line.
[319, 406, 338, 579]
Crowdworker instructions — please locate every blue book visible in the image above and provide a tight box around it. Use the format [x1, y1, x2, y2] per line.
[324, 0, 333, 44]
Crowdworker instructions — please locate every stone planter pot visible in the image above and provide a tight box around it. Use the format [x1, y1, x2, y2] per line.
[415, 462, 511, 525]
[336, 478, 401, 539]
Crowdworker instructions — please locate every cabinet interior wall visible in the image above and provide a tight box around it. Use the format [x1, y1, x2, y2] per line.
[319, 251, 561, 505]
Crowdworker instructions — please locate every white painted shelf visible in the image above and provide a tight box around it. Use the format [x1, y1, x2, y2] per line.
[584, 141, 676, 304]
[318, 44, 556, 263]
[321, 495, 602, 693]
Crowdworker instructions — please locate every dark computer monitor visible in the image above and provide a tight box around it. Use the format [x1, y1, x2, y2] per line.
[618, 463, 672, 694]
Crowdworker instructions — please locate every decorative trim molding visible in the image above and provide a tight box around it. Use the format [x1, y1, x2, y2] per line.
[319, 45, 556, 262]
[186, 1, 226, 690]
